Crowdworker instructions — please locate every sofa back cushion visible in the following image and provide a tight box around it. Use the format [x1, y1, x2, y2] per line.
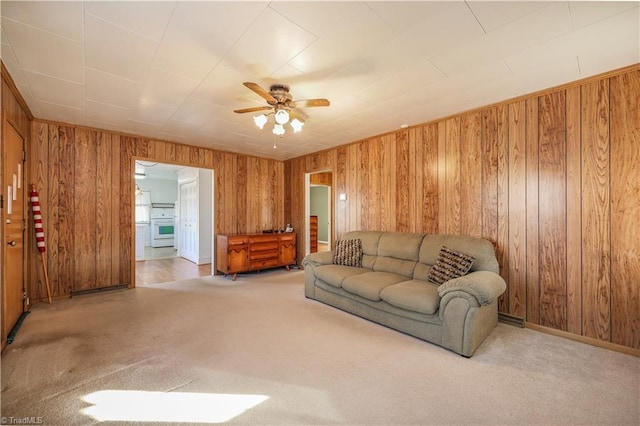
[341, 231, 383, 269]
[373, 232, 425, 277]
[414, 234, 499, 281]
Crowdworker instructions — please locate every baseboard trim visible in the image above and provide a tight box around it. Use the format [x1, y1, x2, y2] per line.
[525, 323, 640, 357]
[7, 311, 31, 344]
[498, 312, 525, 328]
[71, 284, 129, 298]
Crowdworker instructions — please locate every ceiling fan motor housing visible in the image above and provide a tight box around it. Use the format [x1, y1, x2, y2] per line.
[270, 84, 293, 106]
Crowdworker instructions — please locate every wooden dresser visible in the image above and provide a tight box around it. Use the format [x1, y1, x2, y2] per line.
[216, 232, 296, 280]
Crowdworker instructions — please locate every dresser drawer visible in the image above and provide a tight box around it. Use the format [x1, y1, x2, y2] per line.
[249, 249, 279, 261]
[279, 233, 296, 242]
[249, 241, 279, 252]
[228, 236, 249, 246]
[250, 258, 280, 269]
[249, 235, 279, 244]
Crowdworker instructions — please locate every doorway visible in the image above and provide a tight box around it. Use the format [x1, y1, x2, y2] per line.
[305, 171, 332, 256]
[133, 160, 214, 286]
[2, 123, 27, 349]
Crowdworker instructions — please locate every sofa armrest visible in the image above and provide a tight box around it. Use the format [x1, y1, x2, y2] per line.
[437, 271, 506, 305]
[302, 251, 334, 269]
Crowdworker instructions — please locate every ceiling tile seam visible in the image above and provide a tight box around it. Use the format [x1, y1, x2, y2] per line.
[361, 2, 396, 34]
[576, 56, 582, 76]
[267, 3, 321, 38]
[503, 60, 515, 78]
[21, 68, 84, 87]
[1, 16, 83, 43]
[83, 11, 165, 44]
[85, 97, 131, 113]
[1, 36, 27, 78]
[464, 1, 487, 34]
[36, 98, 84, 112]
[84, 66, 142, 85]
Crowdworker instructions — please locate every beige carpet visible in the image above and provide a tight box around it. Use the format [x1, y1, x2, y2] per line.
[1, 269, 638, 425]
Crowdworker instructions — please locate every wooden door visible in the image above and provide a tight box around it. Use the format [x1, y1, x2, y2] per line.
[2, 123, 26, 348]
[180, 180, 198, 263]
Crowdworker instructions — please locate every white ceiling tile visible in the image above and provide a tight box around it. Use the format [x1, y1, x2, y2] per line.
[84, 1, 175, 41]
[121, 119, 163, 137]
[505, 55, 580, 97]
[172, 98, 227, 127]
[23, 70, 84, 109]
[578, 36, 639, 78]
[365, 1, 453, 33]
[85, 100, 130, 126]
[354, 60, 446, 104]
[159, 119, 201, 138]
[507, 6, 640, 78]
[37, 100, 85, 124]
[378, 2, 484, 62]
[224, 7, 318, 79]
[139, 67, 200, 108]
[85, 67, 141, 109]
[286, 3, 394, 75]
[269, 2, 361, 36]
[15, 83, 41, 118]
[84, 14, 157, 82]
[409, 60, 513, 108]
[2, 1, 83, 41]
[192, 63, 249, 106]
[151, 2, 266, 81]
[1, 18, 84, 82]
[467, 1, 552, 32]
[569, 1, 639, 29]
[432, 2, 573, 77]
[129, 100, 178, 126]
[1, 34, 27, 85]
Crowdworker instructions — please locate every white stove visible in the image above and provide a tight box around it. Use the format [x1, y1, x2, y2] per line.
[150, 205, 175, 248]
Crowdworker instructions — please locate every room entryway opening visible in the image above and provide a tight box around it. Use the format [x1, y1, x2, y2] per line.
[304, 170, 332, 256]
[133, 160, 215, 286]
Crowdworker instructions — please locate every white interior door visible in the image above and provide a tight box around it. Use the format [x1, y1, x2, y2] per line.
[179, 180, 198, 263]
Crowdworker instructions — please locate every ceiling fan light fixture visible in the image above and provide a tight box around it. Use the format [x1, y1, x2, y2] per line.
[290, 118, 304, 133]
[253, 114, 268, 129]
[273, 124, 285, 136]
[236, 82, 330, 144]
[275, 109, 290, 125]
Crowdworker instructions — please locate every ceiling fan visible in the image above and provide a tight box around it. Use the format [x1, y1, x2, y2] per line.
[234, 82, 330, 135]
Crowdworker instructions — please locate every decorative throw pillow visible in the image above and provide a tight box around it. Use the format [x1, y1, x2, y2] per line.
[427, 246, 475, 284]
[332, 239, 363, 267]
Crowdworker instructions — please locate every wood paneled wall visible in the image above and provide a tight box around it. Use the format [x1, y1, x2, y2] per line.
[285, 66, 640, 350]
[28, 123, 284, 299]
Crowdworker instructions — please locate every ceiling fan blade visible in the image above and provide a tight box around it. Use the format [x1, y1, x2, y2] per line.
[243, 82, 277, 104]
[293, 98, 330, 108]
[289, 109, 306, 122]
[233, 106, 273, 114]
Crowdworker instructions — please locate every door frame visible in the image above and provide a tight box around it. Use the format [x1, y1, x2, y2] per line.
[131, 158, 215, 287]
[304, 169, 333, 256]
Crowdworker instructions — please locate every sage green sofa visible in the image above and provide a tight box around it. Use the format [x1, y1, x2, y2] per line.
[302, 231, 506, 357]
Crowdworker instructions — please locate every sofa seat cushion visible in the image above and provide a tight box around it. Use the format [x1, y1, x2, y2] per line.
[380, 280, 441, 315]
[342, 271, 407, 301]
[314, 265, 369, 289]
